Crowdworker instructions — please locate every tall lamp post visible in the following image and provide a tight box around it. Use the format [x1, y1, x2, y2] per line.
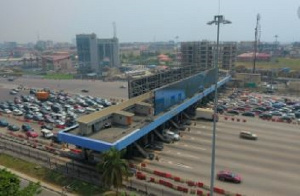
[207, 15, 231, 196]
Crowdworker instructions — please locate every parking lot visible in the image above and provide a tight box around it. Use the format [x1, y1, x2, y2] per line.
[0, 77, 128, 100]
[0, 78, 123, 144]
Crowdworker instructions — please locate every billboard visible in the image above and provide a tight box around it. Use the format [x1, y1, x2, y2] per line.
[154, 68, 216, 115]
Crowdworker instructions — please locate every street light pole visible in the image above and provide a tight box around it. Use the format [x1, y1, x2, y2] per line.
[207, 15, 231, 196]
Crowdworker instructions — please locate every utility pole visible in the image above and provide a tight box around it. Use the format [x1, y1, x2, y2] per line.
[253, 14, 261, 73]
[207, 15, 231, 196]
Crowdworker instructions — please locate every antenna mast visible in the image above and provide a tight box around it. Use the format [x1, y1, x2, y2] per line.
[253, 14, 261, 73]
[113, 22, 117, 38]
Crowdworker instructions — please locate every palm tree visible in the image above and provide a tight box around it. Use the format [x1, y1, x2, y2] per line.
[97, 148, 129, 195]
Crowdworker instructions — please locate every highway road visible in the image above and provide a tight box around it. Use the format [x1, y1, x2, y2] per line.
[144, 117, 300, 196]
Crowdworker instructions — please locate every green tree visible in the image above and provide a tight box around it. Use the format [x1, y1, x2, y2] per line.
[97, 148, 129, 195]
[0, 169, 41, 196]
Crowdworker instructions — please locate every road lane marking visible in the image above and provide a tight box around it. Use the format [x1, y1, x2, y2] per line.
[161, 159, 192, 169]
[182, 145, 206, 151]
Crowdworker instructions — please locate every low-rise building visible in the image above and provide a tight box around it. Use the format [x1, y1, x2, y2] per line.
[41, 52, 72, 72]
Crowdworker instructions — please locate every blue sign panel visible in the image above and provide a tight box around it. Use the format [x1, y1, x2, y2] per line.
[154, 69, 216, 115]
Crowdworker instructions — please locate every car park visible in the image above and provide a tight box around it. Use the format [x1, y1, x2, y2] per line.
[240, 131, 257, 140]
[217, 170, 242, 183]
[7, 124, 20, 131]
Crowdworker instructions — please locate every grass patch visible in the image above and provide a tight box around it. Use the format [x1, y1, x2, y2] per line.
[44, 73, 74, 80]
[236, 57, 300, 71]
[0, 154, 106, 195]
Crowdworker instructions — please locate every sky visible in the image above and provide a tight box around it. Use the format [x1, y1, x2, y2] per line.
[0, 0, 300, 44]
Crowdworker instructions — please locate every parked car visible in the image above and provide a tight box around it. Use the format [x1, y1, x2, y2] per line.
[7, 124, 20, 131]
[45, 116, 55, 123]
[270, 111, 283, 117]
[41, 124, 53, 130]
[24, 114, 33, 120]
[22, 124, 33, 132]
[26, 131, 39, 138]
[0, 119, 9, 127]
[103, 122, 112, 129]
[9, 90, 18, 95]
[3, 109, 12, 114]
[279, 116, 292, 122]
[240, 131, 257, 140]
[226, 110, 239, 115]
[259, 113, 272, 120]
[33, 115, 44, 121]
[13, 109, 23, 116]
[241, 112, 255, 117]
[81, 89, 89, 93]
[217, 170, 242, 183]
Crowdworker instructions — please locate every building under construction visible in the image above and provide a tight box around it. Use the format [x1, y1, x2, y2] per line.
[221, 42, 237, 70]
[181, 41, 214, 70]
[181, 41, 237, 70]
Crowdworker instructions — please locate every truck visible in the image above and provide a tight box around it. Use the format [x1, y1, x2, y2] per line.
[36, 91, 49, 101]
[195, 108, 218, 121]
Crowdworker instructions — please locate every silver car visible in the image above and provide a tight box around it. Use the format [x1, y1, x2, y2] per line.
[240, 131, 257, 140]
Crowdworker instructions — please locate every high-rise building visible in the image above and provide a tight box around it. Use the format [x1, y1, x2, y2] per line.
[181, 41, 236, 70]
[97, 38, 120, 68]
[76, 33, 120, 75]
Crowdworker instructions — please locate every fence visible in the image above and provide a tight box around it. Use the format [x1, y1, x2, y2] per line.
[0, 137, 101, 186]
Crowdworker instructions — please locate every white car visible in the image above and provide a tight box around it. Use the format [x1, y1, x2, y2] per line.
[4, 109, 12, 114]
[13, 109, 23, 116]
[75, 108, 85, 113]
[86, 107, 96, 112]
[164, 130, 180, 141]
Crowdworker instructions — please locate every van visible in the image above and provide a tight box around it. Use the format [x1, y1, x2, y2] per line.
[41, 129, 54, 139]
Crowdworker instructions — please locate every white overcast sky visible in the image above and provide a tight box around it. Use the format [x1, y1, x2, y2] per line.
[0, 0, 299, 43]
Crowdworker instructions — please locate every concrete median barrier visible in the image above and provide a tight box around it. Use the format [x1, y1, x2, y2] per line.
[197, 189, 203, 196]
[214, 187, 225, 194]
[197, 182, 204, 187]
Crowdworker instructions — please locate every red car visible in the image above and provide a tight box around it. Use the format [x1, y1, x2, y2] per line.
[217, 170, 242, 183]
[26, 131, 39, 138]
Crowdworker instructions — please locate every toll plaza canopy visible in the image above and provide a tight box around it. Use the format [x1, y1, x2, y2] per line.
[58, 75, 231, 152]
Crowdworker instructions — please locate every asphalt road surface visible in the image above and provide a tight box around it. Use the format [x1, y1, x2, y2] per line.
[145, 117, 300, 196]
